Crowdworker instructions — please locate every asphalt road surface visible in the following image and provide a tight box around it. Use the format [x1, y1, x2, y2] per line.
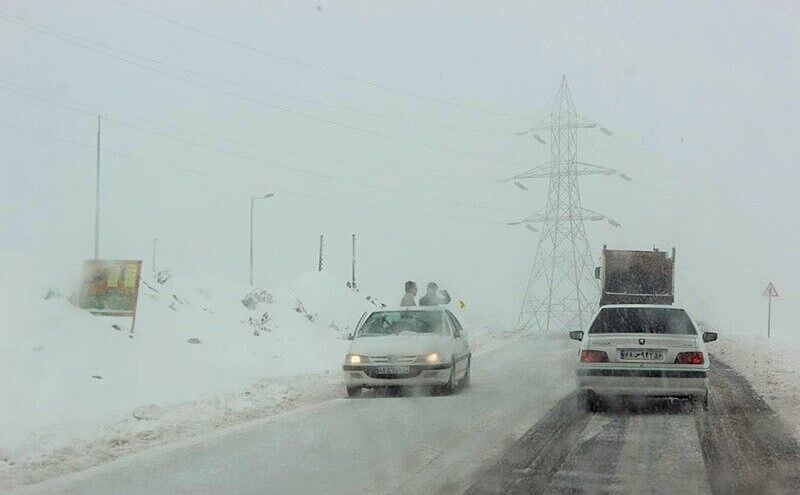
[466, 358, 800, 495]
[10, 336, 576, 495]
[11, 342, 800, 495]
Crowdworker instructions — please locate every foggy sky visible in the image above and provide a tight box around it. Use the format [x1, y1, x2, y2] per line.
[1, 0, 798, 333]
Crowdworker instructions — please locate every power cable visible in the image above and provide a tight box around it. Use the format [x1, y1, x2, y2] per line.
[0, 92, 524, 214]
[0, 79, 493, 183]
[0, 12, 534, 168]
[0, 120, 510, 225]
[107, 0, 534, 122]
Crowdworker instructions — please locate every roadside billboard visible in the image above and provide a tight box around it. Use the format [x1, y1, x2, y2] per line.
[78, 260, 142, 330]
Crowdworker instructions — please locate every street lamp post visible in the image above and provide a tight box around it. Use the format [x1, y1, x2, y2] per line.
[250, 193, 275, 286]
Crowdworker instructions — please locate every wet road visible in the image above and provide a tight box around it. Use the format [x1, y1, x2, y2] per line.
[466, 357, 800, 495]
[10, 347, 800, 495]
[9, 336, 576, 495]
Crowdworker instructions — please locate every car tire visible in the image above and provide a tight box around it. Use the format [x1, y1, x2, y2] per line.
[579, 391, 600, 413]
[346, 386, 362, 398]
[693, 392, 709, 412]
[461, 357, 471, 389]
[437, 360, 456, 395]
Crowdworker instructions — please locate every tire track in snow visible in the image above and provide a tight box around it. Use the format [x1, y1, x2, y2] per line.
[467, 356, 800, 495]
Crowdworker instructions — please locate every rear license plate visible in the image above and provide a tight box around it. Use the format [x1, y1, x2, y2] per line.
[374, 366, 410, 375]
[619, 349, 664, 361]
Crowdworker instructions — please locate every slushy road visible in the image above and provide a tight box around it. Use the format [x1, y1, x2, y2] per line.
[12, 335, 575, 495]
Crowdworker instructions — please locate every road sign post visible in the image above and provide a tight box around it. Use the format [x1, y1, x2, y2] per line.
[763, 282, 779, 339]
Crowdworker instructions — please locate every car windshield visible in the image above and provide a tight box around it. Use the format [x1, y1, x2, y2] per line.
[589, 307, 696, 335]
[357, 311, 447, 337]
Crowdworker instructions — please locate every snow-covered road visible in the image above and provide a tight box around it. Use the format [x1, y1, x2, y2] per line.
[10, 335, 576, 495]
[12, 339, 800, 495]
[467, 357, 800, 495]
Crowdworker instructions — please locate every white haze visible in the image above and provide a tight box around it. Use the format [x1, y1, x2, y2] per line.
[1, 0, 798, 332]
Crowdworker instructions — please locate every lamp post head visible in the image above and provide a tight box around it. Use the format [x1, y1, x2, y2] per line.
[252, 192, 276, 201]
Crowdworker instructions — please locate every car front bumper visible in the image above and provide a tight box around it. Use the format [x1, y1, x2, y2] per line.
[576, 367, 709, 398]
[343, 363, 452, 388]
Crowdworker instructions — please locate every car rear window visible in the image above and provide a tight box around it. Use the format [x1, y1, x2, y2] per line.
[589, 307, 696, 335]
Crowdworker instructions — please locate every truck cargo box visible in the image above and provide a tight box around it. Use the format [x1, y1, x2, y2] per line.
[596, 245, 675, 306]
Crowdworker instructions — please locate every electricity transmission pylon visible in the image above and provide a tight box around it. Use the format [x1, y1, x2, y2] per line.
[509, 76, 625, 332]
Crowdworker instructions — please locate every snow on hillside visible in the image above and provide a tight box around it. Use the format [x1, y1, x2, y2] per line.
[0, 252, 376, 488]
[0, 252, 513, 489]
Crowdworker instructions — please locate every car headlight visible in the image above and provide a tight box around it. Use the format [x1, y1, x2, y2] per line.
[424, 352, 440, 363]
[346, 354, 367, 364]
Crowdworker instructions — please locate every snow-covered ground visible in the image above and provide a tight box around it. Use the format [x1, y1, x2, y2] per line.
[712, 331, 800, 441]
[0, 251, 518, 490]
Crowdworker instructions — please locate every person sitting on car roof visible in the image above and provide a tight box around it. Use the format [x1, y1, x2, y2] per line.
[400, 280, 417, 307]
[419, 282, 451, 306]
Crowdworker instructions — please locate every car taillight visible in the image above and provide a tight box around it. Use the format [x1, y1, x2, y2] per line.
[674, 352, 704, 365]
[580, 350, 609, 363]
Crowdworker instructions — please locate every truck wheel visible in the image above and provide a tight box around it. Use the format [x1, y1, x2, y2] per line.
[346, 386, 362, 398]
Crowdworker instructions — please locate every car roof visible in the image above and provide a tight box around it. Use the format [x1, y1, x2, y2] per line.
[370, 306, 448, 313]
[598, 304, 688, 311]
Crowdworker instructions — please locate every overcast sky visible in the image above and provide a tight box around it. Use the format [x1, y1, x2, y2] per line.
[1, 0, 798, 332]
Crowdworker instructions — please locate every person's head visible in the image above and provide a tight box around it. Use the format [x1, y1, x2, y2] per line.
[426, 282, 439, 295]
[404, 281, 417, 295]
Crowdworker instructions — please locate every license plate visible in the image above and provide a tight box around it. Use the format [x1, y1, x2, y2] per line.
[374, 366, 410, 375]
[619, 349, 664, 361]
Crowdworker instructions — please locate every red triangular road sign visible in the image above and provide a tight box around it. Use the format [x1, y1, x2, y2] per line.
[763, 282, 779, 298]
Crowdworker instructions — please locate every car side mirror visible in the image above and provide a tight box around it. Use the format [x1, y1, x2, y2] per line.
[594, 267, 601, 280]
[569, 330, 584, 342]
[702, 331, 718, 343]
[347, 333, 355, 341]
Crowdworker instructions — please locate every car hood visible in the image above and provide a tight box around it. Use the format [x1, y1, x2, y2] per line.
[349, 334, 450, 357]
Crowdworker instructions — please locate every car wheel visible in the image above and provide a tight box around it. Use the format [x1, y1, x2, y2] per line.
[693, 393, 709, 412]
[437, 360, 456, 395]
[346, 386, 362, 398]
[461, 357, 471, 389]
[578, 391, 600, 413]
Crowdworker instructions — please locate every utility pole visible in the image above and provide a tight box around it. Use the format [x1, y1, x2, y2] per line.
[508, 76, 622, 332]
[351, 234, 357, 289]
[152, 238, 158, 279]
[763, 282, 779, 338]
[768, 295, 772, 339]
[249, 193, 275, 286]
[94, 115, 101, 259]
[318, 234, 325, 272]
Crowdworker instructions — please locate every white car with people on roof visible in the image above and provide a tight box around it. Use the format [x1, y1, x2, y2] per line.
[343, 306, 471, 397]
[571, 304, 718, 411]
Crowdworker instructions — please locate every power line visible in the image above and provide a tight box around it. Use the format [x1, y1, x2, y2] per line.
[0, 79, 493, 183]
[107, 0, 534, 122]
[0, 84, 521, 214]
[0, 12, 534, 169]
[2, 11, 508, 136]
[0, 120, 509, 226]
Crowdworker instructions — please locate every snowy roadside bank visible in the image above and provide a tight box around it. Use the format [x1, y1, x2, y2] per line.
[1, 328, 522, 491]
[0, 251, 522, 490]
[712, 333, 800, 441]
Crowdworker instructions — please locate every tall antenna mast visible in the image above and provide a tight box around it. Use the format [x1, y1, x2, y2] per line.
[509, 76, 622, 332]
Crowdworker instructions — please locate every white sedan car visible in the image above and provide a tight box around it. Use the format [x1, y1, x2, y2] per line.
[342, 307, 471, 397]
[570, 304, 718, 411]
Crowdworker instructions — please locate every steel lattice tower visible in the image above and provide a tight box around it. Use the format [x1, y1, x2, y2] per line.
[509, 76, 622, 332]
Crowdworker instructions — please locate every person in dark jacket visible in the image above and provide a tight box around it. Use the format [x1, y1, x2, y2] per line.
[419, 282, 451, 306]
